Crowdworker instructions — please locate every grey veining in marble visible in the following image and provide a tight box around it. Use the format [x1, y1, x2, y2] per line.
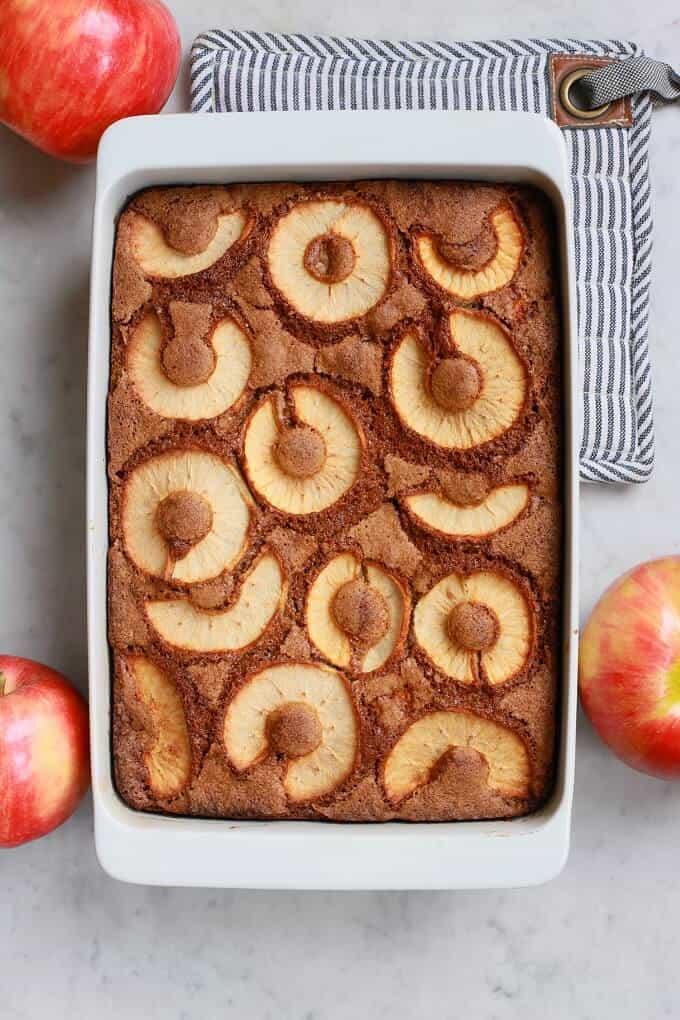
[1, 2, 680, 1018]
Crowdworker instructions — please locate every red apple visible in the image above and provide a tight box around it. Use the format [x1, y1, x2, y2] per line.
[580, 557, 680, 778]
[0, 0, 181, 163]
[0, 656, 90, 848]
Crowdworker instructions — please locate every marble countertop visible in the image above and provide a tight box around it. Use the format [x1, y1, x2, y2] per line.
[2, 3, 680, 1018]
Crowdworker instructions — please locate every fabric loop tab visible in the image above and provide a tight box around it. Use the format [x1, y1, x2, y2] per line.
[575, 56, 680, 108]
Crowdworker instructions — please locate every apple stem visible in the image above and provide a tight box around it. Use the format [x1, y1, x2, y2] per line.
[0, 672, 5, 697]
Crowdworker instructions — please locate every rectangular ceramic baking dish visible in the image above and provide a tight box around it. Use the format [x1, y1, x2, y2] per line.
[87, 110, 579, 889]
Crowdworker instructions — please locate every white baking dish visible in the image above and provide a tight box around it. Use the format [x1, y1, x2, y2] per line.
[87, 110, 579, 889]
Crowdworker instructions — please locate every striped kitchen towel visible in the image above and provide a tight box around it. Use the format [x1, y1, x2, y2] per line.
[190, 31, 656, 483]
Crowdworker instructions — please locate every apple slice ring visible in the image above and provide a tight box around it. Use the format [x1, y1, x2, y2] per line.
[223, 662, 359, 803]
[383, 710, 531, 805]
[122, 449, 253, 584]
[129, 209, 250, 279]
[243, 383, 365, 515]
[125, 656, 192, 799]
[390, 309, 528, 450]
[267, 198, 392, 324]
[403, 482, 531, 539]
[415, 203, 524, 300]
[306, 552, 410, 673]
[145, 551, 287, 653]
[414, 569, 535, 686]
[127, 310, 252, 421]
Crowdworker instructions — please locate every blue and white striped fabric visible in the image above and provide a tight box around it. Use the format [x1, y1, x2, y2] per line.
[190, 31, 655, 483]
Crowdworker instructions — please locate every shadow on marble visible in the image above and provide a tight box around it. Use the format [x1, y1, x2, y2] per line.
[38, 265, 90, 689]
[0, 125, 89, 204]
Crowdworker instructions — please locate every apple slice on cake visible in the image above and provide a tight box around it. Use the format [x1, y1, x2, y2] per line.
[383, 710, 530, 805]
[390, 309, 527, 450]
[267, 199, 391, 323]
[122, 450, 252, 584]
[129, 209, 249, 278]
[223, 662, 358, 802]
[404, 481, 530, 538]
[145, 552, 286, 653]
[306, 553, 410, 673]
[415, 203, 524, 299]
[243, 384, 364, 515]
[126, 656, 191, 798]
[127, 309, 251, 420]
[414, 570, 534, 686]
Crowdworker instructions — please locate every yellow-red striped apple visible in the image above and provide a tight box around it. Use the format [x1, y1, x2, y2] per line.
[0, 656, 90, 848]
[0, 0, 181, 163]
[580, 558, 680, 778]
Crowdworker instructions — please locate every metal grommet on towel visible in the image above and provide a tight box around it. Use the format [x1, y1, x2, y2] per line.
[559, 68, 611, 119]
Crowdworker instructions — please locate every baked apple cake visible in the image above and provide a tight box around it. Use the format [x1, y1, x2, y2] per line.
[108, 180, 562, 822]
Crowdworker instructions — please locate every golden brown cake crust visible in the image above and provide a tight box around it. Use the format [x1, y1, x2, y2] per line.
[109, 180, 562, 822]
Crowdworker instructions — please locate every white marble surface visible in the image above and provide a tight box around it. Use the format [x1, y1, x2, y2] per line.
[2, 3, 680, 1017]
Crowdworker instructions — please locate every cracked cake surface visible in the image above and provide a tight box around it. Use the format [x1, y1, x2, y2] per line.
[109, 180, 562, 822]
